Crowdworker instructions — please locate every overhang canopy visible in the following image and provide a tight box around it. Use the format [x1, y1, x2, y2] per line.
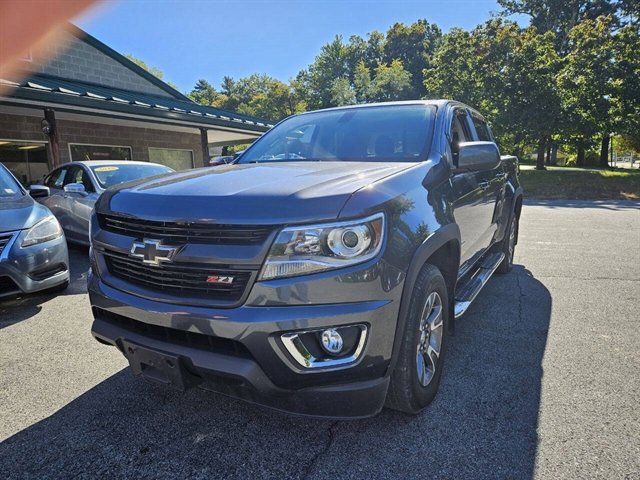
[0, 74, 273, 139]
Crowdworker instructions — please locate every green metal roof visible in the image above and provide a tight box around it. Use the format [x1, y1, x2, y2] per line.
[0, 74, 273, 133]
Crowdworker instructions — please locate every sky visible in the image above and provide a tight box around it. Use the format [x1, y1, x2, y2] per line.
[76, 0, 508, 94]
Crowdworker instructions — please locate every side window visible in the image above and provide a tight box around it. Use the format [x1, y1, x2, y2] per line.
[45, 168, 67, 188]
[471, 115, 492, 142]
[450, 110, 471, 150]
[79, 168, 94, 192]
[64, 166, 82, 186]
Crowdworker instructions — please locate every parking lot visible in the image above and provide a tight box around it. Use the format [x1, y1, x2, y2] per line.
[1, 200, 638, 479]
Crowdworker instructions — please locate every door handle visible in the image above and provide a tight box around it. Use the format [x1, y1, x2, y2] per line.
[478, 181, 490, 190]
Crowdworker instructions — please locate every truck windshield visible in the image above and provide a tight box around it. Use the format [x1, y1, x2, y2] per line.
[239, 104, 435, 164]
[0, 164, 24, 198]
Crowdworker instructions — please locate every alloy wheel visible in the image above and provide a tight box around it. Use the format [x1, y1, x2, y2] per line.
[416, 291, 443, 387]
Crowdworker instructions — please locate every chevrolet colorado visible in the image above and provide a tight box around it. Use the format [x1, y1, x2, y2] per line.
[88, 100, 523, 418]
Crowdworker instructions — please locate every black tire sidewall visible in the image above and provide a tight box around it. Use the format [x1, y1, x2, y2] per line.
[395, 265, 449, 412]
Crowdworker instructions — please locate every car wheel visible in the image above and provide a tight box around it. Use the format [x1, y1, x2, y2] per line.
[496, 212, 517, 274]
[386, 263, 448, 414]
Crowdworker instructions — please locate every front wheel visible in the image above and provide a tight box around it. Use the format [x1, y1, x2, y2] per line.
[386, 264, 448, 414]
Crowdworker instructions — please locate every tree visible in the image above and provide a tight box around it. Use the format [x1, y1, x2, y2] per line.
[610, 23, 640, 152]
[423, 28, 483, 108]
[188, 79, 219, 106]
[425, 20, 562, 168]
[369, 59, 413, 102]
[557, 16, 615, 166]
[353, 60, 373, 102]
[383, 20, 442, 97]
[330, 77, 356, 106]
[300, 36, 351, 109]
[124, 54, 179, 90]
[498, 0, 618, 51]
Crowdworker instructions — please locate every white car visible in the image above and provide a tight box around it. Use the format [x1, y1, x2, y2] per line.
[31, 161, 173, 245]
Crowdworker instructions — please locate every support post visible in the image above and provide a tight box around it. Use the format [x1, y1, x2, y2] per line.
[200, 128, 210, 167]
[44, 108, 60, 169]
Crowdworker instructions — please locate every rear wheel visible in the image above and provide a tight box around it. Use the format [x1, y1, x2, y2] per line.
[386, 264, 448, 414]
[496, 213, 517, 274]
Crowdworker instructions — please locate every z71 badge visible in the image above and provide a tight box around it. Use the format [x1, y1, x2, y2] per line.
[206, 275, 234, 284]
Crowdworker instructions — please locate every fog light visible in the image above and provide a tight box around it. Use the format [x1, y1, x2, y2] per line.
[320, 328, 343, 355]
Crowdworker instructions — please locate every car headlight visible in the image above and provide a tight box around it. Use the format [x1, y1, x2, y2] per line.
[260, 213, 385, 280]
[22, 215, 63, 247]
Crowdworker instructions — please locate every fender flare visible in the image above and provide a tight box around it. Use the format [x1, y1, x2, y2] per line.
[508, 186, 524, 243]
[387, 223, 461, 374]
[511, 186, 524, 215]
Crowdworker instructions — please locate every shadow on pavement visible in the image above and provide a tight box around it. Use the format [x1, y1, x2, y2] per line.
[0, 243, 89, 328]
[0, 265, 551, 479]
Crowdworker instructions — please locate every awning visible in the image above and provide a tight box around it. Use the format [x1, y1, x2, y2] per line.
[0, 74, 274, 135]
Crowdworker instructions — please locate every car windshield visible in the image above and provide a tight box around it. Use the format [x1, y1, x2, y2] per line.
[90, 163, 173, 188]
[0, 164, 23, 198]
[239, 104, 436, 164]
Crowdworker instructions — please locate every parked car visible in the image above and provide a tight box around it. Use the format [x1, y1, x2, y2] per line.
[0, 162, 69, 299]
[88, 100, 523, 418]
[31, 161, 173, 245]
[209, 150, 246, 166]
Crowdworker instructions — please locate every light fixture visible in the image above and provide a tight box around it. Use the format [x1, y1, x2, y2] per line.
[321, 329, 344, 355]
[18, 145, 42, 150]
[0, 141, 10, 146]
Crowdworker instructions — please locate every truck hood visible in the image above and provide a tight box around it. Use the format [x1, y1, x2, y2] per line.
[100, 161, 417, 224]
[0, 194, 51, 233]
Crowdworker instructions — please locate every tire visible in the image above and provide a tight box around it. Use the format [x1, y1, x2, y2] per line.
[496, 212, 518, 274]
[386, 264, 449, 414]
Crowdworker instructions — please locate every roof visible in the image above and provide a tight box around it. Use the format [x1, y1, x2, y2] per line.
[67, 23, 191, 102]
[0, 74, 273, 133]
[300, 100, 451, 115]
[65, 160, 164, 167]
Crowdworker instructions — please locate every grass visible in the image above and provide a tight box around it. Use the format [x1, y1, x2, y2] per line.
[519, 166, 640, 200]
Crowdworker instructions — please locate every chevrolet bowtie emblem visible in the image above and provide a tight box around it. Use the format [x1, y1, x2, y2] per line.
[130, 239, 178, 266]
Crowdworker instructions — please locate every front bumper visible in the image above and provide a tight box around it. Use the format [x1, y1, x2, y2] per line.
[88, 257, 405, 418]
[0, 230, 69, 298]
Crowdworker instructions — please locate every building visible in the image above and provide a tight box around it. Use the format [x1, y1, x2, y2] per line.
[0, 24, 271, 185]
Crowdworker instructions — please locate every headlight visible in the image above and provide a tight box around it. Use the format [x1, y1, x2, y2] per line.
[260, 213, 385, 280]
[22, 215, 63, 247]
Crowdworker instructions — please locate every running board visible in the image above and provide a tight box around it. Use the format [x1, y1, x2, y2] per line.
[454, 252, 505, 318]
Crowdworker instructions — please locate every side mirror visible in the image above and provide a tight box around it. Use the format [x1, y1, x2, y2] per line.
[28, 185, 50, 198]
[456, 141, 500, 172]
[64, 182, 87, 195]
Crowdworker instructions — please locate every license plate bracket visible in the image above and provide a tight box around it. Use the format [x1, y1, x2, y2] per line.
[122, 340, 199, 390]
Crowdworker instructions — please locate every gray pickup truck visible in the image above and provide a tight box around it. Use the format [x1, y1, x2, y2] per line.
[88, 100, 523, 418]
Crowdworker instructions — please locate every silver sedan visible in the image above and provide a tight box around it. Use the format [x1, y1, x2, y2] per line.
[31, 161, 173, 245]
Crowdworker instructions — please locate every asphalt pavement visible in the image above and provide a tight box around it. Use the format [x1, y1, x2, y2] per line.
[1, 200, 638, 479]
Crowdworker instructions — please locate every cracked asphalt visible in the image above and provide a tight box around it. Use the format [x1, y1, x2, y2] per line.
[1, 200, 639, 479]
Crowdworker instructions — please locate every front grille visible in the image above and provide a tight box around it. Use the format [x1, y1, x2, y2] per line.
[103, 249, 252, 302]
[93, 307, 251, 358]
[98, 213, 272, 245]
[0, 233, 14, 256]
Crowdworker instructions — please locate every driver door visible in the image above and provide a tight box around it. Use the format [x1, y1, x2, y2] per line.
[63, 165, 97, 243]
[449, 109, 493, 272]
